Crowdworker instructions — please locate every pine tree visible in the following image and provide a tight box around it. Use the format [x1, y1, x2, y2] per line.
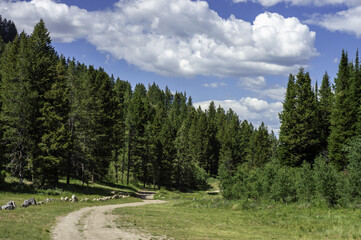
[124, 81, 133, 185]
[145, 103, 166, 188]
[239, 120, 253, 164]
[318, 72, 333, 152]
[37, 56, 70, 184]
[246, 122, 272, 167]
[0, 33, 35, 182]
[329, 50, 355, 169]
[278, 74, 297, 165]
[206, 101, 220, 176]
[158, 115, 176, 187]
[279, 69, 319, 166]
[0, 16, 18, 43]
[218, 109, 242, 174]
[27, 20, 58, 184]
[112, 78, 129, 183]
[293, 69, 319, 164]
[129, 83, 148, 185]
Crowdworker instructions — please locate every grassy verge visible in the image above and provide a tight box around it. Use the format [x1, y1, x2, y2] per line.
[154, 177, 221, 201]
[114, 198, 361, 239]
[0, 177, 141, 240]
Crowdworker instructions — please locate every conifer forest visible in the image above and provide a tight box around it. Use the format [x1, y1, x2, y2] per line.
[2, 18, 361, 207]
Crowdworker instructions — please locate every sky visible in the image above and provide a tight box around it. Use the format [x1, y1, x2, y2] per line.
[1, 0, 361, 135]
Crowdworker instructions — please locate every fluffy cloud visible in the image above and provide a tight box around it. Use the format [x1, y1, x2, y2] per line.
[0, 0, 317, 77]
[195, 97, 283, 134]
[239, 76, 266, 89]
[259, 85, 286, 101]
[233, 0, 361, 7]
[238, 76, 286, 101]
[203, 82, 227, 88]
[306, 6, 361, 37]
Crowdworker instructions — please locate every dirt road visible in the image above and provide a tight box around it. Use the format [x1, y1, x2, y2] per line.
[52, 199, 166, 240]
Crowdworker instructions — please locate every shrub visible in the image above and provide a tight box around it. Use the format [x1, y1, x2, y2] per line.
[313, 156, 341, 206]
[270, 166, 296, 203]
[295, 161, 315, 203]
[344, 136, 361, 200]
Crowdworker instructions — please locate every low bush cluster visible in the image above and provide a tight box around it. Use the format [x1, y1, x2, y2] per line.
[219, 137, 361, 207]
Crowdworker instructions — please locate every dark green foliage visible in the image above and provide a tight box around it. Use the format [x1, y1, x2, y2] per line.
[218, 109, 243, 174]
[220, 156, 347, 206]
[270, 166, 296, 203]
[318, 72, 333, 152]
[278, 74, 297, 165]
[313, 156, 341, 206]
[344, 137, 361, 200]
[295, 161, 315, 203]
[0, 33, 35, 183]
[246, 122, 273, 168]
[279, 69, 319, 166]
[0, 15, 18, 44]
[328, 51, 355, 169]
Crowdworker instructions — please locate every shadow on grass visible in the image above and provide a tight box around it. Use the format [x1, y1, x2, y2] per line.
[97, 181, 138, 193]
[0, 180, 137, 196]
[0, 181, 37, 194]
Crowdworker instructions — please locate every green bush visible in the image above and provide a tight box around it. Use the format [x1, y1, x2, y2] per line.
[344, 137, 361, 200]
[270, 166, 296, 203]
[261, 158, 281, 198]
[311, 156, 341, 206]
[220, 145, 361, 207]
[295, 161, 315, 203]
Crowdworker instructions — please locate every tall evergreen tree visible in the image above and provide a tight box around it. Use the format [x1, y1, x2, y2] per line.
[38, 56, 70, 183]
[246, 122, 272, 167]
[206, 101, 220, 176]
[27, 20, 58, 184]
[294, 69, 319, 164]
[318, 72, 333, 152]
[329, 50, 355, 169]
[218, 109, 242, 174]
[278, 74, 297, 165]
[111, 78, 129, 183]
[129, 83, 148, 185]
[279, 69, 319, 166]
[0, 33, 35, 182]
[0, 16, 18, 44]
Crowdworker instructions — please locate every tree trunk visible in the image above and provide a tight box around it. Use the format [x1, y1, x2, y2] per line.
[121, 154, 125, 183]
[82, 163, 85, 186]
[115, 148, 119, 183]
[66, 153, 71, 185]
[127, 128, 132, 185]
[19, 161, 23, 184]
[115, 164, 118, 183]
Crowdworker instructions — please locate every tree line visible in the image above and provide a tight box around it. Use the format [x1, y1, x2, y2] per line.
[220, 50, 361, 206]
[0, 19, 276, 189]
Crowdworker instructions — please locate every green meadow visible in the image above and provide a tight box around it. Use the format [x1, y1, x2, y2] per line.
[0, 177, 141, 240]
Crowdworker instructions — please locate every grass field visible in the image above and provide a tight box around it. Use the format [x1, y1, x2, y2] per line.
[2, 176, 361, 240]
[0, 177, 141, 240]
[114, 200, 361, 239]
[114, 178, 361, 240]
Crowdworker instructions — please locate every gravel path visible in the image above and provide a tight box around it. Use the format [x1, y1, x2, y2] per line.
[52, 199, 166, 240]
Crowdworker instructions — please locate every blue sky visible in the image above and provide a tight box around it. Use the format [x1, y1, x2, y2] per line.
[1, 0, 361, 134]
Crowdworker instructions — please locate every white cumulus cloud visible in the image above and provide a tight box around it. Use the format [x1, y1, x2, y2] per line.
[203, 82, 227, 88]
[239, 76, 266, 89]
[233, 0, 361, 7]
[194, 97, 283, 134]
[0, 0, 317, 78]
[306, 6, 361, 37]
